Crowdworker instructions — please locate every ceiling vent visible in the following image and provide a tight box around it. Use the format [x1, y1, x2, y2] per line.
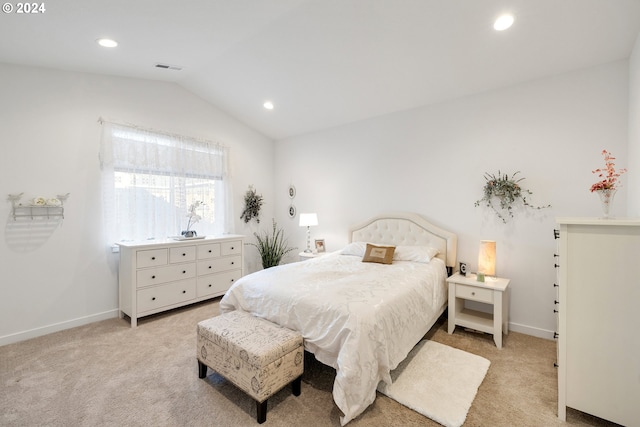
[154, 63, 183, 71]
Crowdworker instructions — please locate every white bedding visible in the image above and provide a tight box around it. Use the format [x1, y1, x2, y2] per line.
[219, 250, 448, 425]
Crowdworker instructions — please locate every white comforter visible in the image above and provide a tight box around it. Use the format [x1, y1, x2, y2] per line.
[219, 251, 447, 425]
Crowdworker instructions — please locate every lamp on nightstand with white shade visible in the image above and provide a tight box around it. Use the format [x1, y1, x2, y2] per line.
[299, 213, 318, 253]
[477, 240, 496, 282]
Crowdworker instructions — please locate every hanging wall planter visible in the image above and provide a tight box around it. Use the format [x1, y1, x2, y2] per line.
[240, 185, 263, 224]
[474, 171, 550, 223]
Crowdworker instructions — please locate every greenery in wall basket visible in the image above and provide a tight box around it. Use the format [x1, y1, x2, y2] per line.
[474, 171, 550, 223]
[248, 219, 296, 269]
[240, 185, 263, 223]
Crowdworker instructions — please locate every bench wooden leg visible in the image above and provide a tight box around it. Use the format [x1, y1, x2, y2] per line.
[197, 360, 208, 379]
[257, 399, 267, 424]
[292, 376, 301, 396]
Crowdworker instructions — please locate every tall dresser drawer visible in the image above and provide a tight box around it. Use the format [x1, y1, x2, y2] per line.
[169, 246, 197, 263]
[221, 240, 242, 256]
[137, 279, 197, 313]
[197, 255, 242, 274]
[136, 263, 197, 287]
[197, 270, 242, 297]
[136, 249, 168, 268]
[456, 284, 493, 303]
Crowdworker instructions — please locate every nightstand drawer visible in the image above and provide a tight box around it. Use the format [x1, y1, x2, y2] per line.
[456, 284, 493, 303]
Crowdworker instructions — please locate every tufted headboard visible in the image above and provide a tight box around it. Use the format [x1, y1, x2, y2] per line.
[349, 212, 457, 268]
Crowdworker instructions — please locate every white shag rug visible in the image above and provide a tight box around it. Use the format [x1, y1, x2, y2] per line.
[377, 340, 490, 427]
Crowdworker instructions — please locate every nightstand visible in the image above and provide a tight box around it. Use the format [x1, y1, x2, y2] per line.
[446, 273, 510, 348]
[298, 251, 324, 261]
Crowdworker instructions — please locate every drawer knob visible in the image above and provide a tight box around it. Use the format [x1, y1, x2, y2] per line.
[182, 270, 186, 274]
[231, 279, 234, 283]
[152, 297, 156, 301]
[231, 261, 234, 265]
[208, 266, 212, 269]
[208, 250, 212, 253]
[182, 253, 186, 256]
[182, 290, 186, 294]
[152, 275, 156, 279]
[231, 246, 234, 250]
[151, 257, 156, 260]
[472, 292, 475, 296]
[208, 284, 212, 287]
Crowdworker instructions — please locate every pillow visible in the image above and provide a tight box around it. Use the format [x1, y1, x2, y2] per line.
[340, 241, 367, 257]
[362, 243, 395, 264]
[393, 246, 439, 263]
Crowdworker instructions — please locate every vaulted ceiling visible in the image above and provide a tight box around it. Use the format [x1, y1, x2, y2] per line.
[1, 0, 639, 140]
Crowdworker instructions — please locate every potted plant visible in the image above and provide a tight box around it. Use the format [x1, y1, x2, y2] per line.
[475, 171, 550, 223]
[248, 219, 296, 268]
[240, 185, 263, 224]
[589, 149, 627, 218]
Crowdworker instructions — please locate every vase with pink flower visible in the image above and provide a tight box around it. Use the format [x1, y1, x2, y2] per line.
[590, 150, 627, 219]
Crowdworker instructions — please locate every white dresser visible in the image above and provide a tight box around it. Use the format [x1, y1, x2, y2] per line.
[117, 235, 244, 327]
[556, 218, 640, 426]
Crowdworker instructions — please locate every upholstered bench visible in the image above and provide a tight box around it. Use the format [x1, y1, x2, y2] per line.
[197, 310, 304, 424]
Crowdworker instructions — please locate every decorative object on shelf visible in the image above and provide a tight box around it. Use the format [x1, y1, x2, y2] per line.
[8, 193, 70, 220]
[477, 240, 496, 280]
[288, 184, 296, 199]
[589, 150, 627, 219]
[288, 204, 296, 218]
[475, 171, 551, 223]
[240, 185, 263, 224]
[315, 239, 326, 253]
[299, 213, 318, 253]
[248, 219, 296, 269]
[459, 262, 467, 276]
[182, 200, 204, 237]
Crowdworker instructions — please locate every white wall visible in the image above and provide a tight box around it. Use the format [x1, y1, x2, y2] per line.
[628, 33, 640, 216]
[274, 60, 629, 338]
[0, 63, 275, 344]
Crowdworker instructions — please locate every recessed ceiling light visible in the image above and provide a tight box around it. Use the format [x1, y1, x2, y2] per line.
[263, 101, 274, 110]
[97, 38, 118, 48]
[493, 14, 514, 31]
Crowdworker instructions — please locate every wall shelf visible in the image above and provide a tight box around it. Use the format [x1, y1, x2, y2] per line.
[8, 193, 70, 220]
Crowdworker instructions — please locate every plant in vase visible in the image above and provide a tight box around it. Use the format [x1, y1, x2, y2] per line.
[248, 219, 296, 269]
[182, 200, 204, 237]
[590, 150, 627, 218]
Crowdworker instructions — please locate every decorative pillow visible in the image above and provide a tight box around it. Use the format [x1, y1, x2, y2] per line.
[393, 246, 439, 263]
[362, 243, 395, 264]
[340, 241, 367, 257]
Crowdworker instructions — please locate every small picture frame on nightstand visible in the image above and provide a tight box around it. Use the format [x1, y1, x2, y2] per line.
[459, 262, 467, 276]
[315, 239, 326, 252]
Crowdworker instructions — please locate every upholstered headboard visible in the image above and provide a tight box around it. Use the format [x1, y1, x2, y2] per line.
[349, 212, 457, 268]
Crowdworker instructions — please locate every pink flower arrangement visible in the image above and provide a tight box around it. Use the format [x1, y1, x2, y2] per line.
[590, 150, 627, 192]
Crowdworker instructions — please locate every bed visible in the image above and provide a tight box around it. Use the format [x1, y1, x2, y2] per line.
[220, 212, 457, 425]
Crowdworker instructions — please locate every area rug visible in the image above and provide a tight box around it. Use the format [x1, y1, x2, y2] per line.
[377, 340, 490, 427]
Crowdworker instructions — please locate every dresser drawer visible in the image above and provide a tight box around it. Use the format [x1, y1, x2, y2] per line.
[197, 243, 221, 259]
[169, 246, 197, 263]
[136, 249, 168, 268]
[197, 255, 242, 275]
[456, 284, 493, 304]
[137, 279, 197, 313]
[221, 240, 242, 256]
[197, 270, 242, 297]
[136, 263, 197, 287]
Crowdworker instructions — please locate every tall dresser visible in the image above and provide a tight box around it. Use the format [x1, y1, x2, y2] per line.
[556, 218, 640, 426]
[117, 235, 244, 327]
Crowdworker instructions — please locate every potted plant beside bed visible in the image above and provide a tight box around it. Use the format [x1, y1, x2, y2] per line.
[248, 219, 296, 269]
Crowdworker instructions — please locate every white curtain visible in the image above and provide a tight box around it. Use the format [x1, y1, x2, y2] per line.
[99, 120, 234, 244]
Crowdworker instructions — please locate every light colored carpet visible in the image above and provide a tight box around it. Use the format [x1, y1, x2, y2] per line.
[0, 299, 622, 426]
[378, 340, 490, 427]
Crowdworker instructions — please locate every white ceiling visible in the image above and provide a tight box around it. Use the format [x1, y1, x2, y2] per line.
[1, 0, 640, 140]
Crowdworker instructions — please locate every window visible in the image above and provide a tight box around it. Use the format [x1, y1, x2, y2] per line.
[100, 121, 232, 243]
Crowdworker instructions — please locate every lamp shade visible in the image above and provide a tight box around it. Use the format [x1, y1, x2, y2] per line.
[299, 213, 318, 227]
[478, 240, 496, 276]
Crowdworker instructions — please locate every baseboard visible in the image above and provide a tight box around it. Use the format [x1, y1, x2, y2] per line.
[0, 309, 119, 346]
[509, 321, 555, 340]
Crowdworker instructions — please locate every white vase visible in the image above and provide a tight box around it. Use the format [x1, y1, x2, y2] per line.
[596, 189, 617, 219]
